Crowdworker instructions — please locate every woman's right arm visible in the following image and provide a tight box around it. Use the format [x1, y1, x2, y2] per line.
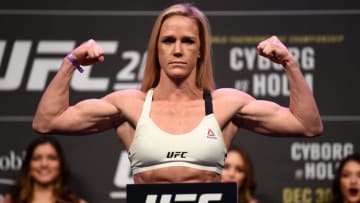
[32, 39, 119, 135]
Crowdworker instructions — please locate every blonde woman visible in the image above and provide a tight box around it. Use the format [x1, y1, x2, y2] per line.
[33, 3, 323, 184]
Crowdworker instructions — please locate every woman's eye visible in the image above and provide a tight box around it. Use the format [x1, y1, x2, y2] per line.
[341, 173, 350, 178]
[235, 166, 244, 173]
[48, 155, 58, 161]
[182, 38, 194, 44]
[162, 37, 175, 44]
[32, 156, 41, 161]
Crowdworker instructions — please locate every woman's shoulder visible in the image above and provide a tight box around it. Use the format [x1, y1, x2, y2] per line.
[103, 89, 146, 105]
[212, 88, 255, 103]
[106, 89, 145, 98]
[213, 88, 252, 98]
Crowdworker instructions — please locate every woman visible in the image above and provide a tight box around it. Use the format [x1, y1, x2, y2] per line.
[32, 3, 323, 183]
[331, 153, 360, 203]
[221, 147, 257, 203]
[2, 136, 86, 203]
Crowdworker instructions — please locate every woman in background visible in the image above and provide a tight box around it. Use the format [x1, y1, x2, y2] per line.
[331, 153, 360, 203]
[221, 146, 257, 203]
[2, 136, 87, 203]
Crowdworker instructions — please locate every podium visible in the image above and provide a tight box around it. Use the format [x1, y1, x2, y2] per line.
[126, 182, 237, 203]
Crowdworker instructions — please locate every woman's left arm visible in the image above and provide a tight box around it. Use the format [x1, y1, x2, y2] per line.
[236, 36, 323, 137]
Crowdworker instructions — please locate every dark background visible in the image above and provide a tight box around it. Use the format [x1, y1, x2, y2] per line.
[1, 1, 359, 202]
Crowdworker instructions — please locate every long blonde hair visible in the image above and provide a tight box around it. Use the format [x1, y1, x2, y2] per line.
[140, 3, 215, 92]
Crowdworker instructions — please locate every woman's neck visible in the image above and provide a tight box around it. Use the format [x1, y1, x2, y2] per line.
[153, 84, 203, 102]
[31, 183, 55, 203]
[156, 68, 202, 100]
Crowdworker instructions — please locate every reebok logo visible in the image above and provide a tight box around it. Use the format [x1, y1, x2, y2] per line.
[207, 129, 217, 139]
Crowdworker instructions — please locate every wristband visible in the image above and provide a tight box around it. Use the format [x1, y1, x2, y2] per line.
[67, 53, 84, 73]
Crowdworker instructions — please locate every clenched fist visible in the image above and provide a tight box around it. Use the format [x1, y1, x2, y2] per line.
[257, 36, 294, 67]
[70, 39, 105, 66]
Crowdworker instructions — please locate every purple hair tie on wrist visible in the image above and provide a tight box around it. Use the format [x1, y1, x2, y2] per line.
[67, 53, 84, 73]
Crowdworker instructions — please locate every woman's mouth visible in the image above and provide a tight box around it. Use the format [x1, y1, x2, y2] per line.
[349, 188, 359, 196]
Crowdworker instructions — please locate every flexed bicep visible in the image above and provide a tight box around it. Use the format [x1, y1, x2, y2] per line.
[62, 98, 120, 134]
[34, 98, 120, 135]
[237, 99, 306, 136]
[31, 39, 121, 135]
[255, 36, 323, 136]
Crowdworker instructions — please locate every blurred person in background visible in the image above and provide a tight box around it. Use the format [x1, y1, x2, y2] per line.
[1, 136, 87, 203]
[330, 153, 360, 203]
[221, 146, 257, 203]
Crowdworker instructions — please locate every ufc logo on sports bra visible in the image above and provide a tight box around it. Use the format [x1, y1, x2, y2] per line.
[167, 151, 187, 158]
[145, 193, 222, 203]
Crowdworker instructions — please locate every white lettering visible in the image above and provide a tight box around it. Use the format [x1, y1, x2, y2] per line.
[116, 51, 140, 80]
[288, 48, 300, 63]
[304, 162, 335, 180]
[252, 74, 266, 96]
[71, 41, 118, 91]
[160, 194, 172, 203]
[252, 73, 313, 97]
[291, 142, 354, 161]
[27, 58, 64, 90]
[175, 194, 197, 201]
[0, 150, 25, 171]
[230, 47, 244, 71]
[321, 143, 331, 161]
[267, 73, 281, 97]
[343, 144, 354, 159]
[145, 194, 158, 203]
[244, 48, 257, 70]
[113, 151, 133, 188]
[27, 40, 74, 91]
[301, 47, 315, 70]
[229, 47, 315, 71]
[137, 52, 147, 80]
[198, 194, 223, 203]
[291, 143, 302, 161]
[145, 193, 222, 203]
[0, 40, 32, 91]
[0, 40, 136, 92]
[258, 55, 271, 71]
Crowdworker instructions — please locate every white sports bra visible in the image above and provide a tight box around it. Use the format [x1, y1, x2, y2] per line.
[128, 89, 226, 175]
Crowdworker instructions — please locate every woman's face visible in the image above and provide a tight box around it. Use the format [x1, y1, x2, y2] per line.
[157, 15, 200, 80]
[30, 143, 61, 186]
[340, 160, 360, 203]
[221, 151, 246, 189]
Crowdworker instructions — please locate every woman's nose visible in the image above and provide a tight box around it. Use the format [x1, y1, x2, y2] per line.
[227, 169, 236, 178]
[350, 176, 359, 184]
[173, 42, 183, 57]
[40, 158, 48, 166]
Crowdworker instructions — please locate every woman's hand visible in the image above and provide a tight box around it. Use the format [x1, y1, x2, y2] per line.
[257, 36, 294, 66]
[70, 39, 105, 66]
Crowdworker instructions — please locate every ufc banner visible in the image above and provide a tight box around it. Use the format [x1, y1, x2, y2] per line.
[126, 183, 237, 203]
